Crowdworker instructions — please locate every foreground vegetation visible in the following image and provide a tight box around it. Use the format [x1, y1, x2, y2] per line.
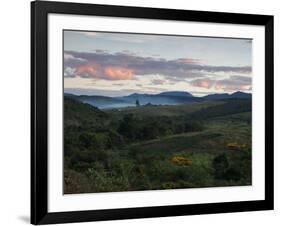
[64, 97, 252, 194]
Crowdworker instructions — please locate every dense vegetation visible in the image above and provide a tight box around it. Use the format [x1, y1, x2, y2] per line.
[64, 97, 252, 194]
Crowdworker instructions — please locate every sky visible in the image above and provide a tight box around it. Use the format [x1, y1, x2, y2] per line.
[64, 30, 252, 97]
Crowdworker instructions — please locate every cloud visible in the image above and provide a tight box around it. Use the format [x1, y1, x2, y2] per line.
[176, 58, 202, 64]
[94, 49, 108, 54]
[214, 75, 252, 91]
[120, 50, 137, 56]
[104, 33, 159, 44]
[76, 64, 99, 78]
[74, 64, 134, 80]
[69, 31, 158, 43]
[64, 50, 251, 81]
[64, 53, 86, 63]
[190, 75, 252, 91]
[190, 78, 215, 89]
[79, 31, 98, 37]
[151, 79, 166, 85]
[64, 53, 75, 60]
[85, 32, 97, 37]
[104, 66, 134, 80]
[64, 67, 76, 77]
[231, 75, 251, 83]
[65, 31, 99, 38]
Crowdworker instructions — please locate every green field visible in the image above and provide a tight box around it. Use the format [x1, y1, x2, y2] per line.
[64, 97, 252, 194]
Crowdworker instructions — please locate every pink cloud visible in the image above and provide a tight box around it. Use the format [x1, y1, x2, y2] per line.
[190, 79, 214, 89]
[76, 64, 98, 76]
[104, 66, 134, 80]
[215, 83, 252, 92]
[190, 76, 252, 92]
[214, 83, 224, 90]
[75, 63, 134, 80]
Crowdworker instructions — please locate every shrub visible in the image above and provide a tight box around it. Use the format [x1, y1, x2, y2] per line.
[171, 156, 192, 166]
[161, 182, 177, 189]
[227, 142, 241, 151]
[64, 169, 91, 194]
[223, 167, 242, 181]
[212, 153, 229, 179]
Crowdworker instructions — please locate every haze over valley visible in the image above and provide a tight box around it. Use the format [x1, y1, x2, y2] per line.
[65, 91, 251, 109]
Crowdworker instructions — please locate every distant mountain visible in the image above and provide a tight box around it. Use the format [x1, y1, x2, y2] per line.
[203, 93, 230, 100]
[64, 91, 251, 109]
[64, 93, 77, 98]
[118, 92, 200, 107]
[230, 91, 252, 99]
[157, 91, 193, 97]
[204, 92, 251, 100]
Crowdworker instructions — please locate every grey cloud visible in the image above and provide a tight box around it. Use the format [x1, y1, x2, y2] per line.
[151, 79, 166, 85]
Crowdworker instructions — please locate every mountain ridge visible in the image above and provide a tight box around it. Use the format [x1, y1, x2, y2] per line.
[64, 91, 251, 109]
[204, 91, 251, 100]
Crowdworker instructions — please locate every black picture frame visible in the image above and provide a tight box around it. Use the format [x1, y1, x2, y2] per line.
[31, 1, 274, 224]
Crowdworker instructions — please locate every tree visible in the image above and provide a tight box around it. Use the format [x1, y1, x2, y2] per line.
[136, 99, 140, 106]
[212, 153, 229, 179]
[118, 114, 137, 140]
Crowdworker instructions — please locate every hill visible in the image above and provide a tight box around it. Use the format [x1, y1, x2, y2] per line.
[157, 91, 193, 97]
[204, 91, 251, 100]
[64, 97, 108, 127]
[64, 91, 251, 109]
[118, 92, 200, 106]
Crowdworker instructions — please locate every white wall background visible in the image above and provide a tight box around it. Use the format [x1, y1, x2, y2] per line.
[0, 0, 279, 225]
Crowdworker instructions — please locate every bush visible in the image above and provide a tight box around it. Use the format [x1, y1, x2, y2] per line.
[212, 153, 229, 179]
[223, 167, 242, 181]
[171, 156, 192, 166]
[64, 169, 91, 194]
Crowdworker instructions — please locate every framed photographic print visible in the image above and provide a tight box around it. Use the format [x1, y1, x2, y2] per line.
[31, 0, 274, 224]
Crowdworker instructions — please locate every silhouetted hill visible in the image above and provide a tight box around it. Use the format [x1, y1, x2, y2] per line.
[64, 97, 107, 127]
[158, 91, 193, 97]
[204, 92, 251, 100]
[64, 91, 251, 109]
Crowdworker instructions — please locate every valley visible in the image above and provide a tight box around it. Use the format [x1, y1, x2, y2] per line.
[64, 95, 252, 194]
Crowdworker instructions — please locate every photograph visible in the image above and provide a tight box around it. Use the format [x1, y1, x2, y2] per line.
[30, 1, 273, 224]
[63, 30, 253, 194]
